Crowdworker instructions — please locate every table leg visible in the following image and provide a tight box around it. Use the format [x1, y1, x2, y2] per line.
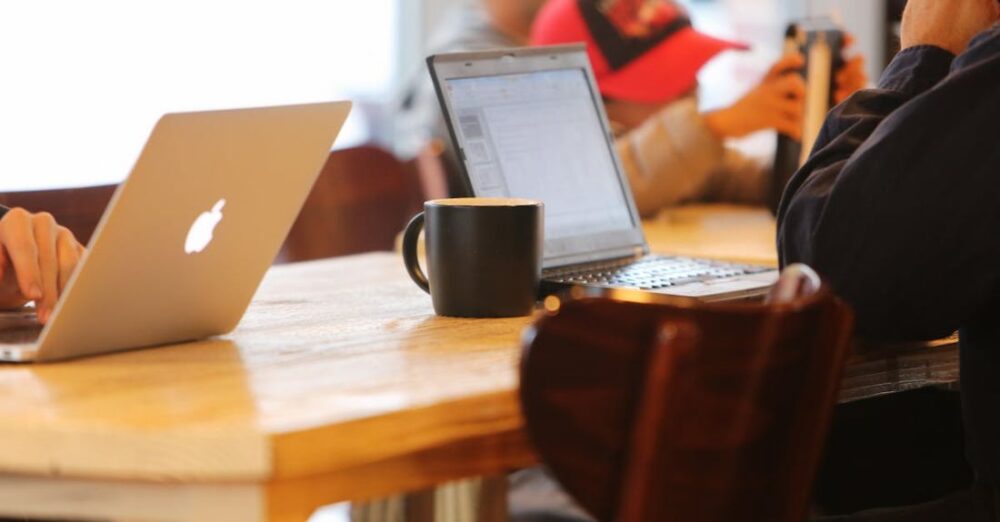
[404, 489, 436, 522]
[475, 476, 507, 522]
[349, 496, 406, 522]
[351, 476, 508, 522]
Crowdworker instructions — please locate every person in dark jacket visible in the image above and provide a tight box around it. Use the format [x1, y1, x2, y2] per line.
[778, 0, 1000, 518]
[0, 205, 84, 324]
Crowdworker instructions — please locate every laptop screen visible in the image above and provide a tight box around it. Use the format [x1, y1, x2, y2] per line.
[432, 47, 647, 267]
[446, 68, 634, 242]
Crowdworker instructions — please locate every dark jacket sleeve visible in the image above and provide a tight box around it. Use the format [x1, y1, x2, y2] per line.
[0, 206, 7, 219]
[777, 26, 1000, 341]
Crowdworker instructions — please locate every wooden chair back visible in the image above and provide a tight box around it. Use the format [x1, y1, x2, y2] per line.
[520, 269, 854, 522]
[0, 184, 118, 245]
[277, 145, 442, 263]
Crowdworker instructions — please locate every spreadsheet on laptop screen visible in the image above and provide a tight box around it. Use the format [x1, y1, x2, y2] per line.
[446, 68, 635, 243]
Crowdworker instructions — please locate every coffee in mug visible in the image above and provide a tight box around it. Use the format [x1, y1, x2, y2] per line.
[402, 198, 543, 318]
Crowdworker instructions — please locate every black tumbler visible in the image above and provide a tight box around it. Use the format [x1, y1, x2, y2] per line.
[402, 198, 543, 318]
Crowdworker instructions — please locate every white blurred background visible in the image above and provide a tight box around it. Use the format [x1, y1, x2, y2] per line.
[0, 0, 890, 192]
[0, 0, 398, 191]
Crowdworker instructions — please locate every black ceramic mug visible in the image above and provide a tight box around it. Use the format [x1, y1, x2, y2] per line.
[402, 198, 543, 318]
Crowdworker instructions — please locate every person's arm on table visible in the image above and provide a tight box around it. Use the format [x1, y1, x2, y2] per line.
[777, 1, 1000, 341]
[0, 206, 85, 324]
[616, 96, 730, 216]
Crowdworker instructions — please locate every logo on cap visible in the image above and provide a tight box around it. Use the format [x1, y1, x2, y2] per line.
[578, 0, 692, 71]
[597, 0, 683, 38]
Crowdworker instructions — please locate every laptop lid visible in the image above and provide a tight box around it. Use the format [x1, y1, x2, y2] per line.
[428, 45, 649, 269]
[33, 102, 351, 362]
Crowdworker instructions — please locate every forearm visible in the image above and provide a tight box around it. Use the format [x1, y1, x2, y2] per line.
[616, 97, 726, 217]
[702, 147, 771, 205]
[776, 44, 996, 340]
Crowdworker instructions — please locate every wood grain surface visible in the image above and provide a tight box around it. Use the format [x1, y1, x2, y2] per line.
[646, 205, 779, 266]
[0, 254, 533, 482]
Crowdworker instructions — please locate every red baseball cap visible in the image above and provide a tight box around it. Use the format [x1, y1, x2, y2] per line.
[531, 0, 748, 104]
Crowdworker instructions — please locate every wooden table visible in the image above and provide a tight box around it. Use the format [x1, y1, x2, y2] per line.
[0, 205, 959, 521]
[645, 204, 781, 266]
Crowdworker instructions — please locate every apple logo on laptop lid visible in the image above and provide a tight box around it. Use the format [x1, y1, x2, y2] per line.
[185, 199, 225, 254]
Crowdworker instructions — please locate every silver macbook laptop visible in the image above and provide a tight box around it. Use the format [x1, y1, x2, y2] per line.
[428, 45, 777, 301]
[0, 101, 352, 362]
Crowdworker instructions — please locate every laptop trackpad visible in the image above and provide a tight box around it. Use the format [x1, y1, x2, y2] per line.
[665, 271, 780, 298]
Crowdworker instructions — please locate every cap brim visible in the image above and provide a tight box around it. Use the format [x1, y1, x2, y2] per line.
[598, 28, 748, 104]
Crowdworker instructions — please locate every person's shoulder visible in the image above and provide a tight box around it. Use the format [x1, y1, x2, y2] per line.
[427, 1, 519, 54]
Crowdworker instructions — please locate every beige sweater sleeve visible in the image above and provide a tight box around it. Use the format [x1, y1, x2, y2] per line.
[615, 96, 770, 217]
[703, 146, 772, 205]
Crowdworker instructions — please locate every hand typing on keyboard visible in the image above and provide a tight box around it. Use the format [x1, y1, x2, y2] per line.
[0, 207, 85, 325]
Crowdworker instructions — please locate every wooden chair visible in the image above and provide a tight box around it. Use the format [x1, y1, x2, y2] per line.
[519, 266, 854, 522]
[0, 184, 118, 245]
[277, 144, 445, 263]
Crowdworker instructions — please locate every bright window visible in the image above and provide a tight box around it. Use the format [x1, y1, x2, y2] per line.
[0, 0, 398, 191]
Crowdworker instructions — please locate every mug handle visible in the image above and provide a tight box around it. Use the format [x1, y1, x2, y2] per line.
[402, 212, 430, 294]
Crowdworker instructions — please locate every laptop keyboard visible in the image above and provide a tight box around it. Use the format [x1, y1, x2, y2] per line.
[544, 255, 773, 291]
